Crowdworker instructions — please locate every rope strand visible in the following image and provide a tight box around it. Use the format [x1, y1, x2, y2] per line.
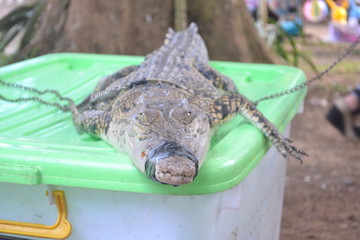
[0, 79, 77, 113]
[253, 34, 360, 105]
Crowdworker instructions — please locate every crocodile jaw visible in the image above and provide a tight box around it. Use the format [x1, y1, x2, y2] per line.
[145, 141, 199, 185]
[155, 155, 197, 185]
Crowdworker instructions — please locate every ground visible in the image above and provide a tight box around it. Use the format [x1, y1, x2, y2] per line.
[280, 24, 360, 240]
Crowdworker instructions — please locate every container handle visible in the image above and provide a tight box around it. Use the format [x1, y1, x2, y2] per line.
[0, 190, 72, 239]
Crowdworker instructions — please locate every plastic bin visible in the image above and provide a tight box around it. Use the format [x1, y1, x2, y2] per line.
[0, 54, 306, 240]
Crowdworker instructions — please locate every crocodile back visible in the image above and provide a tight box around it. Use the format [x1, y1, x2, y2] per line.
[129, 23, 210, 83]
[93, 23, 222, 113]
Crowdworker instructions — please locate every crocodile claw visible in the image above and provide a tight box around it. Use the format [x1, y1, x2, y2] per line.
[279, 137, 308, 164]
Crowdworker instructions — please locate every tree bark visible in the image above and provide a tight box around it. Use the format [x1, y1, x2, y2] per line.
[187, 0, 279, 63]
[22, 0, 173, 56]
[20, 0, 279, 64]
[174, 0, 187, 31]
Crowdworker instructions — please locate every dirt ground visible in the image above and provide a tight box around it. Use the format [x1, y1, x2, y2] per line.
[280, 25, 360, 240]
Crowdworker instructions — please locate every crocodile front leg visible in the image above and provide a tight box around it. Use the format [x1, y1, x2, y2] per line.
[72, 110, 111, 137]
[207, 94, 308, 162]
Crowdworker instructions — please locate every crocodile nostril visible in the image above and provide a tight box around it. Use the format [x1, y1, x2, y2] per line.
[155, 155, 197, 185]
[144, 141, 199, 185]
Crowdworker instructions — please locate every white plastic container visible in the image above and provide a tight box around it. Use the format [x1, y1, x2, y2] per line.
[0, 135, 287, 240]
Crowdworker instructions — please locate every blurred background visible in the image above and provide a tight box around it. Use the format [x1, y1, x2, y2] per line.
[0, 0, 359, 239]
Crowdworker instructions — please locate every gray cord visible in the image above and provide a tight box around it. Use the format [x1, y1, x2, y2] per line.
[254, 35, 360, 105]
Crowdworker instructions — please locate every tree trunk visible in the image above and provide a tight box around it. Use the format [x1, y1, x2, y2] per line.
[20, 0, 279, 64]
[187, 0, 279, 63]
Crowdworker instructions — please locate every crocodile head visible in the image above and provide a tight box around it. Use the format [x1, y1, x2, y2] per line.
[120, 99, 211, 185]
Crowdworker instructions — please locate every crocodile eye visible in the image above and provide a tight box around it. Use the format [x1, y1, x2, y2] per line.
[137, 110, 159, 125]
[137, 112, 148, 125]
[173, 108, 196, 125]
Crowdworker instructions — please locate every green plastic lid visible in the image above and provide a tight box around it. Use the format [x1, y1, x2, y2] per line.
[0, 53, 306, 195]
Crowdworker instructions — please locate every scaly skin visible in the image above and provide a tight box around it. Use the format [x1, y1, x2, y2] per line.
[72, 23, 307, 186]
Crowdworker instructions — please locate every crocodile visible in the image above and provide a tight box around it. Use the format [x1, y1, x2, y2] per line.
[73, 23, 307, 186]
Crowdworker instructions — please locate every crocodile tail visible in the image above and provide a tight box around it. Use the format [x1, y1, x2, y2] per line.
[158, 22, 208, 64]
[164, 28, 176, 45]
[164, 23, 198, 46]
[188, 22, 198, 34]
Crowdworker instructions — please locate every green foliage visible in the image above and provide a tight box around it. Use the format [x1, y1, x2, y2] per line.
[255, 20, 319, 74]
[0, 0, 44, 66]
[272, 24, 319, 74]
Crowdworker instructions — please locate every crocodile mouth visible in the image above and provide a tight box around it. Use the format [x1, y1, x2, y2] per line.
[145, 141, 199, 186]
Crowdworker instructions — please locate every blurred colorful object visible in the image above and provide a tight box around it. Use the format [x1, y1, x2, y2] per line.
[329, 21, 360, 41]
[348, 0, 360, 24]
[324, 0, 348, 24]
[279, 17, 303, 36]
[245, 0, 258, 12]
[244, 0, 304, 36]
[303, 0, 329, 23]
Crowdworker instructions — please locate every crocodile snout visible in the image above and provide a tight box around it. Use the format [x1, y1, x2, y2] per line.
[145, 141, 199, 185]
